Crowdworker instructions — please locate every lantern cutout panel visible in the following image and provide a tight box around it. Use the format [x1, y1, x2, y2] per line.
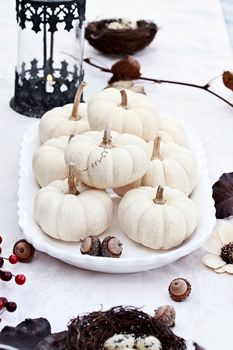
[11, 0, 86, 118]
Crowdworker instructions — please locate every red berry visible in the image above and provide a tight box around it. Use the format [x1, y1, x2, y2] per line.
[8, 255, 18, 264]
[0, 236, 2, 244]
[0, 271, 12, 281]
[0, 257, 4, 268]
[15, 274, 26, 285]
[0, 300, 4, 310]
[6, 302, 17, 312]
[0, 297, 8, 306]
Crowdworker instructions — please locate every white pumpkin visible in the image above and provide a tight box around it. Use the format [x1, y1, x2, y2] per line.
[155, 116, 187, 146]
[118, 185, 197, 250]
[87, 88, 160, 141]
[34, 165, 113, 241]
[65, 127, 150, 189]
[39, 81, 90, 143]
[32, 136, 69, 187]
[114, 136, 197, 196]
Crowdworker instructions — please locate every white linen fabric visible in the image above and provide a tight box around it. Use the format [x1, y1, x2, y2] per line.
[0, 0, 232, 349]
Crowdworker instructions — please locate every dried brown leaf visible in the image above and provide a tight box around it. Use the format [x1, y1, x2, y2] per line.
[212, 172, 233, 219]
[109, 56, 141, 83]
[222, 71, 233, 91]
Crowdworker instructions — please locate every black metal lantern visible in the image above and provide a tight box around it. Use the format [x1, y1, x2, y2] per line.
[10, 0, 86, 118]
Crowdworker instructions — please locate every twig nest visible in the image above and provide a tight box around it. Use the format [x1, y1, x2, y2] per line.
[66, 306, 188, 349]
[101, 236, 123, 258]
[85, 19, 158, 55]
[104, 334, 135, 349]
[168, 278, 191, 302]
[154, 305, 176, 327]
[13, 239, 35, 263]
[136, 336, 162, 350]
[80, 236, 101, 256]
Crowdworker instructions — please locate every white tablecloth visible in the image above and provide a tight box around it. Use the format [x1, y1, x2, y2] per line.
[0, 0, 233, 349]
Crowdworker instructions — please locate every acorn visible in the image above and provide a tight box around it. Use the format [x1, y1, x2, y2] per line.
[168, 278, 191, 302]
[13, 239, 35, 263]
[80, 236, 101, 256]
[101, 236, 123, 258]
[154, 305, 176, 327]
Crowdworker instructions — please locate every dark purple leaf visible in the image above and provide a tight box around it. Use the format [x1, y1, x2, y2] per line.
[212, 172, 233, 219]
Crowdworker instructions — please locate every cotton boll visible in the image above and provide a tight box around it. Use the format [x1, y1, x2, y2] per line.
[104, 334, 135, 349]
[136, 336, 162, 350]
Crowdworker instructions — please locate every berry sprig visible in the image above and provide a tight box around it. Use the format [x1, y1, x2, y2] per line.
[0, 235, 26, 319]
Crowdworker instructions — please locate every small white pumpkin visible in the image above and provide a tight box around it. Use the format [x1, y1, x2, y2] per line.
[155, 116, 187, 146]
[118, 185, 197, 250]
[32, 136, 69, 187]
[34, 165, 113, 241]
[65, 127, 150, 189]
[39, 81, 90, 143]
[114, 136, 197, 196]
[88, 88, 160, 141]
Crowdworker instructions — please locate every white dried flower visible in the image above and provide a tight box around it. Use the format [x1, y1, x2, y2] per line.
[202, 221, 233, 274]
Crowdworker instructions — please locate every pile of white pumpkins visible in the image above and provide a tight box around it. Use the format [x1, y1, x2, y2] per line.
[33, 81, 198, 252]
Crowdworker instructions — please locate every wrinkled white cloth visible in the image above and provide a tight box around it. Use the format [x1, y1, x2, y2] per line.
[0, 0, 233, 349]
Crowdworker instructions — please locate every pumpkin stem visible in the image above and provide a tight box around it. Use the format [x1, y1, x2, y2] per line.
[151, 136, 162, 160]
[69, 81, 87, 121]
[120, 89, 128, 109]
[99, 126, 115, 149]
[68, 134, 74, 143]
[153, 185, 166, 204]
[68, 164, 79, 195]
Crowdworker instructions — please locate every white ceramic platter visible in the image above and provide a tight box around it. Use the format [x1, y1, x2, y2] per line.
[18, 120, 216, 273]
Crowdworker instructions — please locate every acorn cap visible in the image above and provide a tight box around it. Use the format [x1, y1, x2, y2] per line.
[13, 239, 35, 263]
[101, 236, 123, 258]
[168, 278, 191, 302]
[80, 236, 101, 256]
[154, 305, 176, 327]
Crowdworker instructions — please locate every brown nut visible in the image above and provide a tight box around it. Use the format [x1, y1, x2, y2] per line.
[168, 278, 191, 302]
[13, 239, 35, 263]
[80, 236, 101, 256]
[101, 236, 123, 258]
[154, 305, 176, 327]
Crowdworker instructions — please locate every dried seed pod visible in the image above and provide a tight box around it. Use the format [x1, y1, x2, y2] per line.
[107, 80, 146, 95]
[222, 71, 233, 91]
[154, 305, 176, 327]
[101, 236, 123, 258]
[168, 278, 191, 302]
[13, 239, 35, 263]
[80, 236, 101, 256]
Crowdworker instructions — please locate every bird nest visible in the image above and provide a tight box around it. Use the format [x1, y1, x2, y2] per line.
[66, 306, 187, 350]
[85, 19, 158, 55]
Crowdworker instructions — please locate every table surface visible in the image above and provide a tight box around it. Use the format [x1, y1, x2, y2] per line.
[0, 0, 233, 349]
